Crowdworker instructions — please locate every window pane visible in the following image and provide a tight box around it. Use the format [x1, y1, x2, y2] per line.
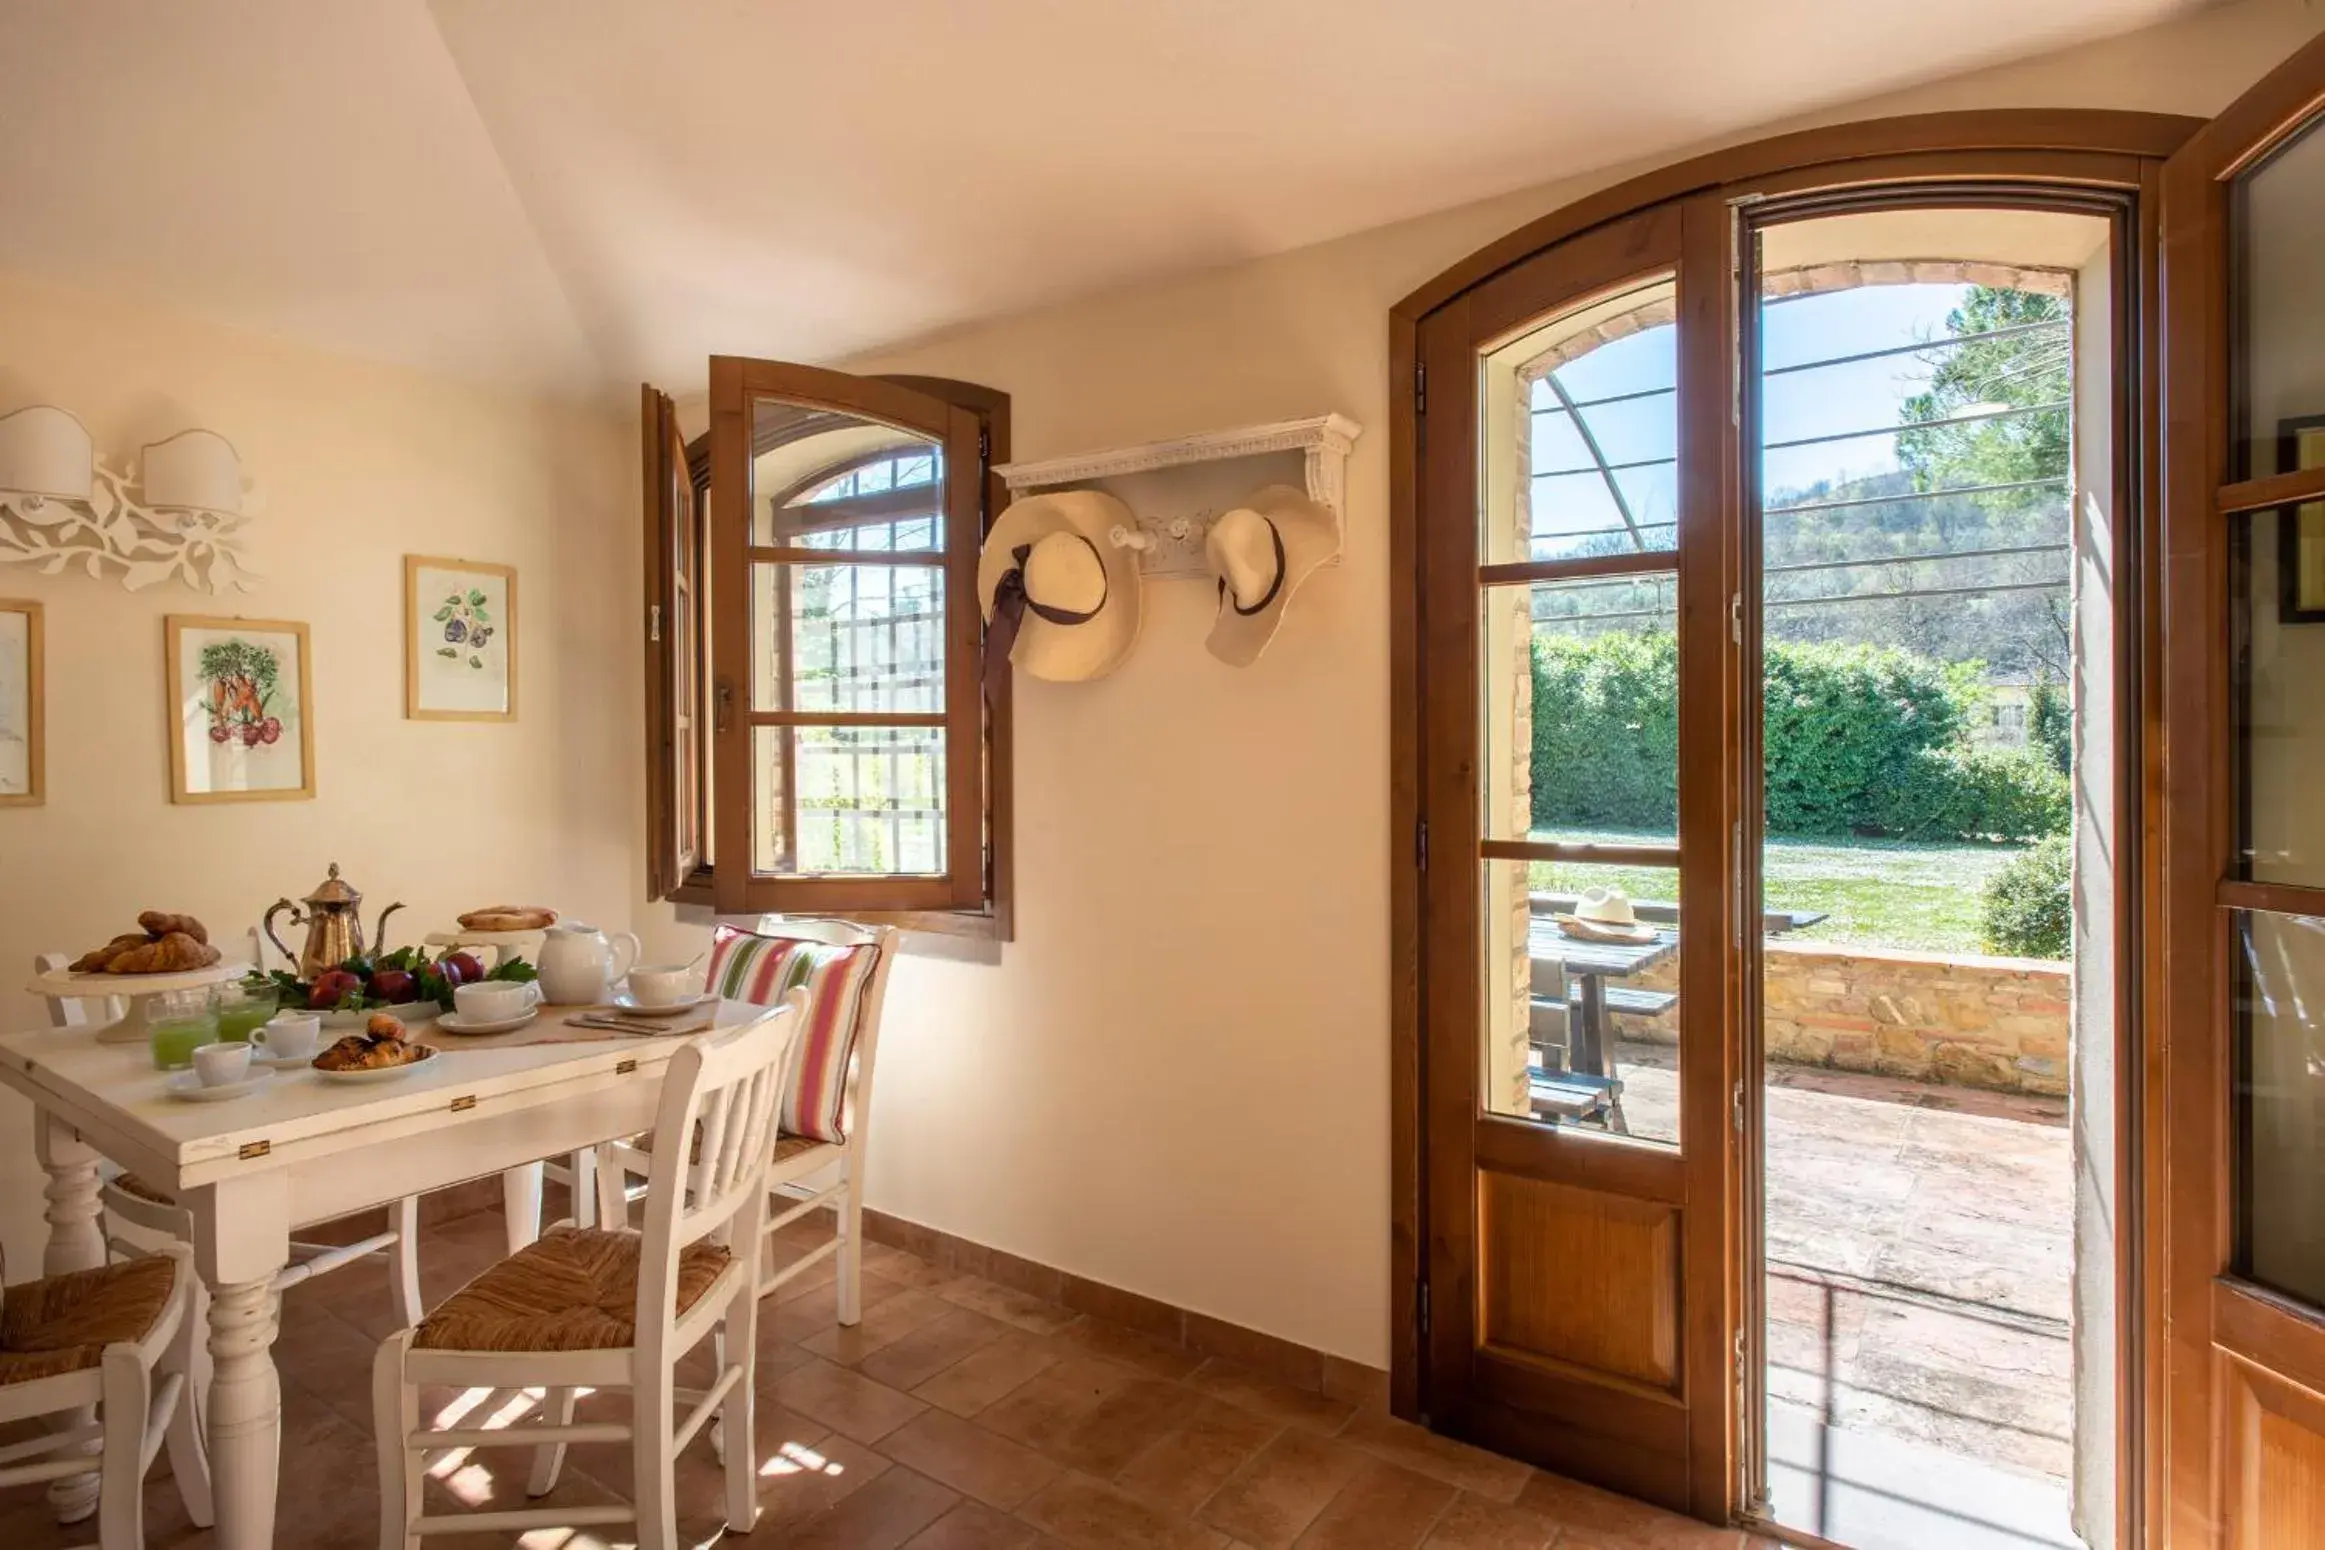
[752, 724, 946, 877]
[2234, 909, 2325, 1309]
[751, 562, 944, 715]
[1482, 858, 1680, 1146]
[2233, 112, 2325, 481]
[751, 398, 945, 550]
[2234, 509, 2325, 886]
[1483, 575, 1679, 846]
[1479, 275, 1679, 565]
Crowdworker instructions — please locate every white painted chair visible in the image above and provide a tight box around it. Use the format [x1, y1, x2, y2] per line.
[35, 948, 426, 1329]
[371, 995, 802, 1549]
[0, 1242, 211, 1549]
[593, 917, 899, 1324]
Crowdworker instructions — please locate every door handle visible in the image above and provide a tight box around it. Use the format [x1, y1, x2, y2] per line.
[715, 678, 735, 733]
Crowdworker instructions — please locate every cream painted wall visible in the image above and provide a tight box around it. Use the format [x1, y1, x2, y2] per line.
[637, 0, 2325, 1367]
[0, 271, 633, 1267]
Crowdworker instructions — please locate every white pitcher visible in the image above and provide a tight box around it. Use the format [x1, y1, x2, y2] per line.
[536, 920, 640, 1005]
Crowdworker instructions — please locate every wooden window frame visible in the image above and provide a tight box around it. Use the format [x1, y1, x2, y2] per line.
[643, 369, 1014, 940]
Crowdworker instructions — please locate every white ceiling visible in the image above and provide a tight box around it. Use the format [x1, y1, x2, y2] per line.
[0, 0, 2221, 399]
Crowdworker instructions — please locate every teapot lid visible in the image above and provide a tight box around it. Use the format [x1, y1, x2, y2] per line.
[305, 862, 361, 906]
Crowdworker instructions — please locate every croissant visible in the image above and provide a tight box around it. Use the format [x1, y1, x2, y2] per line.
[136, 911, 209, 945]
[105, 932, 221, 975]
[71, 933, 153, 973]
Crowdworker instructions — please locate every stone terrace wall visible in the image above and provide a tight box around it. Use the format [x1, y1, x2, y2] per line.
[1612, 940, 2071, 1097]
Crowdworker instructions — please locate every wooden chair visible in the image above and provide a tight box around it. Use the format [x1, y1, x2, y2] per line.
[0, 1242, 211, 1549]
[371, 995, 803, 1549]
[34, 949, 426, 1330]
[593, 917, 899, 1324]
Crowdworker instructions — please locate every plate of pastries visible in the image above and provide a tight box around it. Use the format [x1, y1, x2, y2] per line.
[68, 912, 225, 975]
[456, 905, 557, 932]
[311, 1012, 439, 1084]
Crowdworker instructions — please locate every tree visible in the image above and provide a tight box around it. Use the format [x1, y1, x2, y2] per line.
[1897, 285, 2070, 514]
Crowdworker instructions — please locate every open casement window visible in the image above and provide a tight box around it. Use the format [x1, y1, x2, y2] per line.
[643, 361, 1007, 925]
[642, 385, 708, 899]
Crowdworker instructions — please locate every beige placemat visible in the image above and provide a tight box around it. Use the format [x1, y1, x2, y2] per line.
[415, 1005, 716, 1052]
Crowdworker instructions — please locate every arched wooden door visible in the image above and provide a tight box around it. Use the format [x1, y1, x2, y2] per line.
[2157, 29, 2325, 1548]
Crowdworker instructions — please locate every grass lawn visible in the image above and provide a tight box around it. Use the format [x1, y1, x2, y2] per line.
[1530, 830, 2030, 955]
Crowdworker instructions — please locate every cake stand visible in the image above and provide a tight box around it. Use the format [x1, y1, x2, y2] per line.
[28, 960, 255, 1046]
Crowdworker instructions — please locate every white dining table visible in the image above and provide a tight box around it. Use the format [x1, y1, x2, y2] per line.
[0, 1000, 760, 1550]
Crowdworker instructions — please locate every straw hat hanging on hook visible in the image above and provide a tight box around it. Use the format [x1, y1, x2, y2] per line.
[978, 490, 1145, 685]
[1202, 484, 1340, 667]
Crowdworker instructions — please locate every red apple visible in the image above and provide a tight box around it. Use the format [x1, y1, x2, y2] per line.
[308, 968, 364, 1010]
[433, 955, 468, 991]
[370, 968, 418, 1004]
[443, 951, 487, 985]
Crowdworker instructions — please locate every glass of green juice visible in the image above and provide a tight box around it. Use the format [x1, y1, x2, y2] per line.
[217, 982, 280, 1044]
[149, 988, 220, 1071]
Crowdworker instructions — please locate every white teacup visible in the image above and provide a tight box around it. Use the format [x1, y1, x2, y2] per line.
[453, 979, 540, 1023]
[251, 1013, 320, 1062]
[626, 964, 698, 1008]
[191, 1041, 252, 1088]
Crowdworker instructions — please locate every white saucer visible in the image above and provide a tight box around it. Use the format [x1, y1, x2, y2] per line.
[250, 1048, 318, 1070]
[165, 1069, 274, 1103]
[605, 991, 715, 1018]
[310, 1047, 439, 1084]
[435, 1006, 539, 1036]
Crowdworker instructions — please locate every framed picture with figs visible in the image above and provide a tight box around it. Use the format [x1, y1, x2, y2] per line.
[0, 598, 42, 807]
[405, 555, 517, 721]
[165, 614, 314, 803]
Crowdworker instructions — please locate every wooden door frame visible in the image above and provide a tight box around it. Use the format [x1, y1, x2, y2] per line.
[1389, 108, 2201, 1533]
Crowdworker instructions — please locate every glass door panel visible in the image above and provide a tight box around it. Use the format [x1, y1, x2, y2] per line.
[2234, 115, 2325, 481]
[2233, 507, 2325, 886]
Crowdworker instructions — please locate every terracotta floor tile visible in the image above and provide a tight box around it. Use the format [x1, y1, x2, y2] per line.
[1043, 1373, 1202, 1476]
[941, 1274, 1085, 1336]
[883, 1408, 1063, 1509]
[1197, 1430, 1368, 1548]
[868, 1241, 969, 1292]
[977, 1351, 1146, 1451]
[1188, 1357, 1358, 1436]
[1517, 1473, 1744, 1548]
[914, 1329, 1068, 1417]
[788, 1463, 961, 1550]
[1051, 1314, 1207, 1380]
[774, 1351, 932, 1443]
[1338, 1413, 1534, 1503]
[1114, 1397, 1284, 1518]
[862, 1306, 1017, 1392]
[1020, 1469, 1234, 1550]
[903, 1498, 1045, 1549]
[1292, 1458, 1456, 1549]
[758, 1426, 899, 1531]
[805, 1285, 962, 1365]
[1421, 1494, 1560, 1549]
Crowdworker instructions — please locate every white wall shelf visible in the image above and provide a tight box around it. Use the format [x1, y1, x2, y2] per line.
[994, 413, 1360, 580]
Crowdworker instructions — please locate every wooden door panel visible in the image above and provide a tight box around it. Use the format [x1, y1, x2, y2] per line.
[2219, 1354, 2325, 1549]
[1413, 198, 1733, 1521]
[1478, 1171, 1680, 1392]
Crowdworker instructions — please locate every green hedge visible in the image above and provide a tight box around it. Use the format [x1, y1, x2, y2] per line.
[1530, 633, 2069, 843]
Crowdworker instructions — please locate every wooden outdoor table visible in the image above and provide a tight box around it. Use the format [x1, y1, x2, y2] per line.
[0, 999, 768, 1550]
[1528, 919, 1679, 1082]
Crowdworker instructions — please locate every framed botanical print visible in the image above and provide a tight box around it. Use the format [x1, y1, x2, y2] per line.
[405, 556, 517, 721]
[165, 615, 314, 803]
[0, 599, 42, 807]
[2274, 416, 2325, 623]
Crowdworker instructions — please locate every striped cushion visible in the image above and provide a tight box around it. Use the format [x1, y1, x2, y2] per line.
[703, 925, 879, 1144]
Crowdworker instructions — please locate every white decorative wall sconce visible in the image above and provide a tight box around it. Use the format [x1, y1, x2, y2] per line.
[0, 407, 260, 593]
